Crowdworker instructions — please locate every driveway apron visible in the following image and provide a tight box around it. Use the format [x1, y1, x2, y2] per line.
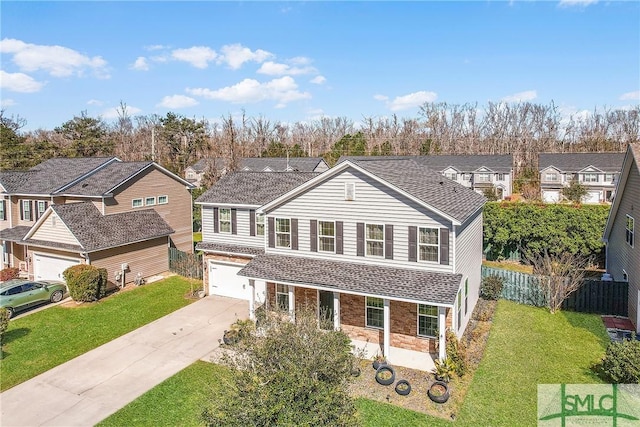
[0, 295, 248, 427]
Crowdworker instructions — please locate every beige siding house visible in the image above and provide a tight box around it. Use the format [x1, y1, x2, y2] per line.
[603, 143, 640, 333]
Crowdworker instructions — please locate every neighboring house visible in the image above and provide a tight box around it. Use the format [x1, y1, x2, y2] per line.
[185, 157, 329, 187]
[196, 158, 486, 371]
[339, 155, 513, 199]
[603, 143, 640, 333]
[0, 157, 194, 286]
[539, 152, 625, 203]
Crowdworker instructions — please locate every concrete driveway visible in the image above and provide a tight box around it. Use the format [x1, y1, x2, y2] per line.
[0, 295, 248, 427]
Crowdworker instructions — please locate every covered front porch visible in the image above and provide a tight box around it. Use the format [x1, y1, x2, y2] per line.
[237, 253, 460, 372]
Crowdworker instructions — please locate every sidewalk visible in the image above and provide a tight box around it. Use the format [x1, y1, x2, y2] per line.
[0, 296, 248, 427]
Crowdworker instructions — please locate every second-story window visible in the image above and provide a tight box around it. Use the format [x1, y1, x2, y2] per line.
[256, 213, 265, 236]
[582, 173, 598, 183]
[145, 197, 156, 206]
[366, 224, 384, 257]
[158, 195, 168, 204]
[21, 200, 32, 221]
[545, 172, 558, 182]
[0, 200, 6, 221]
[626, 215, 634, 247]
[419, 227, 439, 262]
[36, 201, 47, 219]
[219, 208, 232, 233]
[445, 172, 457, 180]
[605, 173, 615, 183]
[318, 221, 335, 252]
[275, 218, 291, 248]
[476, 173, 491, 182]
[132, 198, 143, 208]
[496, 173, 505, 181]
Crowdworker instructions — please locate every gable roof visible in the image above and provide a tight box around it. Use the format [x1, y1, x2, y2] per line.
[24, 202, 174, 252]
[603, 144, 640, 240]
[538, 152, 625, 173]
[195, 172, 319, 206]
[339, 154, 513, 173]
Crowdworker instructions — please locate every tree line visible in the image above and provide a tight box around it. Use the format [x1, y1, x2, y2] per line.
[2, 101, 638, 184]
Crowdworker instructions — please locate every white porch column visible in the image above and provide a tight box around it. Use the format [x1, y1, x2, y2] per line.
[248, 279, 255, 321]
[288, 285, 295, 318]
[333, 293, 340, 331]
[438, 306, 447, 361]
[383, 298, 391, 358]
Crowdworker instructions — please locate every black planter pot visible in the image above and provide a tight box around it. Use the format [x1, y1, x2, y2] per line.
[372, 359, 387, 370]
[395, 379, 412, 396]
[375, 365, 396, 386]
[428, 381, 450, 404]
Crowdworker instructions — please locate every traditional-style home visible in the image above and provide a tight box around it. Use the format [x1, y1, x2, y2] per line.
[603, 143, 640, 333]
[538, 152, 625, 203]
[196, 158, 486, 371]
[0, 157, 194, 286]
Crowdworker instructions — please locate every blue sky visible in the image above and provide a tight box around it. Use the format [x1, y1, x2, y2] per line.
[1, 1, 639, 131]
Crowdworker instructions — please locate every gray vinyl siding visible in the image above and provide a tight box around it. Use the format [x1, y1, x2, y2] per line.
[201, 206, 265, 249]
[265, 168, 454, 272]
[453, 210, 483, 336]
[607, 160, 640, 332]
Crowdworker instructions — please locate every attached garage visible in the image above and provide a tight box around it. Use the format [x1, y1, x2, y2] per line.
[208, 260, 265, 302]
[583, 190, 601, 204]
[33, 253, 81, 282]
[542, 190, 561, 203]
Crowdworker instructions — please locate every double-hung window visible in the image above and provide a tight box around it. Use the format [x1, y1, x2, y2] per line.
[275, 218, 291, 248]
[366, 224, 384, 257]
[366, 297, 384, 329]
[219, 208, 231, 233]
[605, 173, 615, 183]
[582, 173, 598, 183]
[417, 304, 438, 338]
[37, 201, 47, 219]
[256, 213, 265, 236]
[626, 215, 635, 247]
[318, 221, 335, 252]
[419, 227, 439, 262]
[0, 200, 6, 221]
[276, 284, 289, 311]
[476, 173, 491, 182]
[21, 200, 32, 221]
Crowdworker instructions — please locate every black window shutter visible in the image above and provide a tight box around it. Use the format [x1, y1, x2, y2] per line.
[213, 207, 219, 233]
[20, 200, 24, 221]
[356, 222, 364, 256]
[310, 220, 318, 252]
[29, 201, 33, 221]
[336, 221, 344, 255]
[440, 228, 450, 265]
[268, 217, 275, 248]
[408, 226, 417, 262]
[231, 209, 237, 235]
[385, 224, 394, 259]
[249, 210, 256, 236]
[291, 218, 298, 250]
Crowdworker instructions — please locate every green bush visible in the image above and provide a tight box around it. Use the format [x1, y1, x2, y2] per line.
[481, 275, 504, 300]
[600, 339, 640, 384]
[0, 307, 9, 339]
[0, 268, 19, 282]
[446, 329, 468, 377]
[63, 264, 108, 302]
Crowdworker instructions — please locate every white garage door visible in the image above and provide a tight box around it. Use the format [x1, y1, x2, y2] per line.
[208, 261, 266, 302]
[542, 190, 560, 203]
[584, 191, 601, 204]
[33, 253, 80, 281]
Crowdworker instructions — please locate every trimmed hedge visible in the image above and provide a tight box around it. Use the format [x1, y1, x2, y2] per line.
[601, 339, 640, 383]
[63, 264, 108, 302]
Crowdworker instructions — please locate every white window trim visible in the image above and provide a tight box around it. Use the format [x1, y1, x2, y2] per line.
[626, 215, 635, 248]
[219, 208, 232, 234]
[37, 200, 47, 218]
[365, 223, 385, 258]
[418, 226, 439, 263]
[344, 182, 356, 201]
[417, 304, 439, 339]
[276, 284, 289, 310]
[365, 296, 384, 329]
[158, 195, 168, 204]
[582, 173, 598, 183]
[0, 199, 6, 221]
[256, 213, 265, 236]
[275, 217, 292, 249]
[457, 290, 463, 332]
[622, 270, 628, 282]
[22, 200, 32, 221]
[318, 220, 336, 253]
[145, 196, 156, 206]
[464, 278, 469, 315]
[132, 198, 143, 208]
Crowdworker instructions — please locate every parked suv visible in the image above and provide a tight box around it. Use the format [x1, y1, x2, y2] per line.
[0, 279, 67, 318]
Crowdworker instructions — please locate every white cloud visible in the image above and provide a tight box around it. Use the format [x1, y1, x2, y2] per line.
[157, 95, 199, 109]
[1, 98, 16, 108]
[187, 76, 310, 105]
[619, 90, 640, 101]
[87, 99, 103, 106]
[131, 56, 149, 71]
[0, 38, 109, 79]
[0, 70, 44, 92]
[257, 61, 316, 76]
[171, 46, 217, 69]
[310, 75, 326, 85]
[145, 44, 168, 51]
[558, 0, 598, 7]
[501, 90, 537, 103]
[101, 105, 142, 119]
[218, 44, 273, 69]
[376, 91, 437, 111]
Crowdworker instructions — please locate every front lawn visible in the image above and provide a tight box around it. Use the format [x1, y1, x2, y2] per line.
[97, 300, 610, 426]
[0, 276, 197, 391]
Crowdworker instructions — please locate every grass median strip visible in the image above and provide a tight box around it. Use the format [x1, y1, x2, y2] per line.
[0, 276, 198, 391]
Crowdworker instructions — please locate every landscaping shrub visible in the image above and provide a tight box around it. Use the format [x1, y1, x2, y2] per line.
[480, 275, 504, 300]
[0, 307, 9, 338]
[445, 330, 468, 377]
[63, 264, 108, 302]
[0, 267, 19, 282]
[600, 339, 640, 384]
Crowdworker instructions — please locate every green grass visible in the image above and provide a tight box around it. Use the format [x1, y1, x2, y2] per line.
[0, 276, 197, 391]
[93, 300, 610, 426]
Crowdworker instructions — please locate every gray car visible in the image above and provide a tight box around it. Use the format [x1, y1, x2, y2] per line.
[0, 279, 67, 318]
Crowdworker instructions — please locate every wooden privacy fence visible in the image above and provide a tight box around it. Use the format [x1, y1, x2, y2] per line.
[481, 266, 629, 316]
[169, 247, 203, 280]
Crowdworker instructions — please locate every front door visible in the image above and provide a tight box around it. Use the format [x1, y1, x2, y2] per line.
[319, 290, 334, 330]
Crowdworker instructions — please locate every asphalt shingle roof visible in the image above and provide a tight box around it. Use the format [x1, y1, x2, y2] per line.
[339, 154, 513, 173]
[539, 152, 626, 172]
[238, 253, 462, 305]
[196, 172, 319, 205]
[240, 157, 326, 172]
[196, 242, 264, 256]
[352, 159, 486, 223]
[48, 202, 174, 252]
[0, 226, 31, 242]
[62, 162, 153, 196]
